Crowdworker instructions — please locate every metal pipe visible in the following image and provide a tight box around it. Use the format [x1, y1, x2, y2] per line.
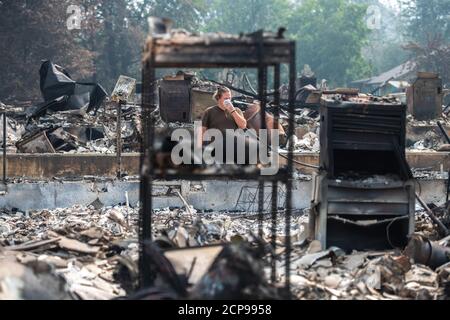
[416, 193, 449, 237]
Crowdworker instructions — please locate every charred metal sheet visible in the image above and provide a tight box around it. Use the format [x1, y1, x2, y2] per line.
[39, 60, 107, 114]
[47, 128, 78, 152]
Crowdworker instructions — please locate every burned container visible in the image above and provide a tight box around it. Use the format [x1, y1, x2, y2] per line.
[159, 79, 192, 123]
[310, 96, 415, 251]
[407, 72, 443, 120]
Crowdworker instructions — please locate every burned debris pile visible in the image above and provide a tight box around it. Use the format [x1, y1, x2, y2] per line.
[0, 61, 142, 155]
[0, 204, 304, 300]
[0, 25, 448, 302]
[1, 203, 449, 300]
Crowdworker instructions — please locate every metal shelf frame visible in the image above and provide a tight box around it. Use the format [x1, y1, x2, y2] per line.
[139, 30, 297, 297]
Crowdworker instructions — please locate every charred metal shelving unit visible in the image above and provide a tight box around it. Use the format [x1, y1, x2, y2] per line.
[311, 98, 415, 251]
[140, 29, 297, 297]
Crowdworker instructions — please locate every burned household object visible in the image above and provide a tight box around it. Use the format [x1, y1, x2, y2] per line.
[159, 72, 218, 123]
[310, 95, 415, 251]
[159, 74, 192, 123]
[407, 72, 443, 120]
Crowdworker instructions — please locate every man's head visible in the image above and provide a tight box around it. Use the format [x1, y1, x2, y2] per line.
[213, 86, 232, 107]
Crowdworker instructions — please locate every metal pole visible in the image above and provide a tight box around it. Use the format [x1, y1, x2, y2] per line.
[139, 39, 156, 289]
[116, 101, 123, 178]
[3, 111, 6, 184]
[257, 31, 267, 242]
[271, 64, 281, 284]
[285, 42, 296, 299]
[446, 170, 449, 204]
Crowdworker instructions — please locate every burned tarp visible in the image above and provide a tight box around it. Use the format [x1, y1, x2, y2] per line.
[29, 61, 107, 118]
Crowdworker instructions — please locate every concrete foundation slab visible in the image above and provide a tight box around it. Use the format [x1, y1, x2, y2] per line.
[0, 178, 446, 213]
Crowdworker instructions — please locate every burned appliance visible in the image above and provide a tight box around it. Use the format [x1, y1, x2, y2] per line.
[159, 78, 192, 123]
[310, 96, 415, 251]
[407, 72, 443, 120]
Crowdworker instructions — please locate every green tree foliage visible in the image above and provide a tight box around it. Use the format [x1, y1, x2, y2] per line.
[287, 0, 372, 86]
[202, 0, 291, 34]
[399, 0, 450, 44]
[77, 0, 145, 90]
[4, 0, 431, 102]
[400, 0, 450, 86]
[200, 0, 292, 85]
[131, 0, 207, 31]
[361, 0, 408, 75]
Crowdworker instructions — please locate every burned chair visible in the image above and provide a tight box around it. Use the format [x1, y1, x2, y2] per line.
[310, 97, 415, 251]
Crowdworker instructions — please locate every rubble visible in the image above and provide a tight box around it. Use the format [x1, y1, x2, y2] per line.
[3, 102, 140, 154]
[0, 253, 74, 300]
[289, 132, 320, 153]
[1, 202, 449, 300]
[3, 84, 449, 155]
